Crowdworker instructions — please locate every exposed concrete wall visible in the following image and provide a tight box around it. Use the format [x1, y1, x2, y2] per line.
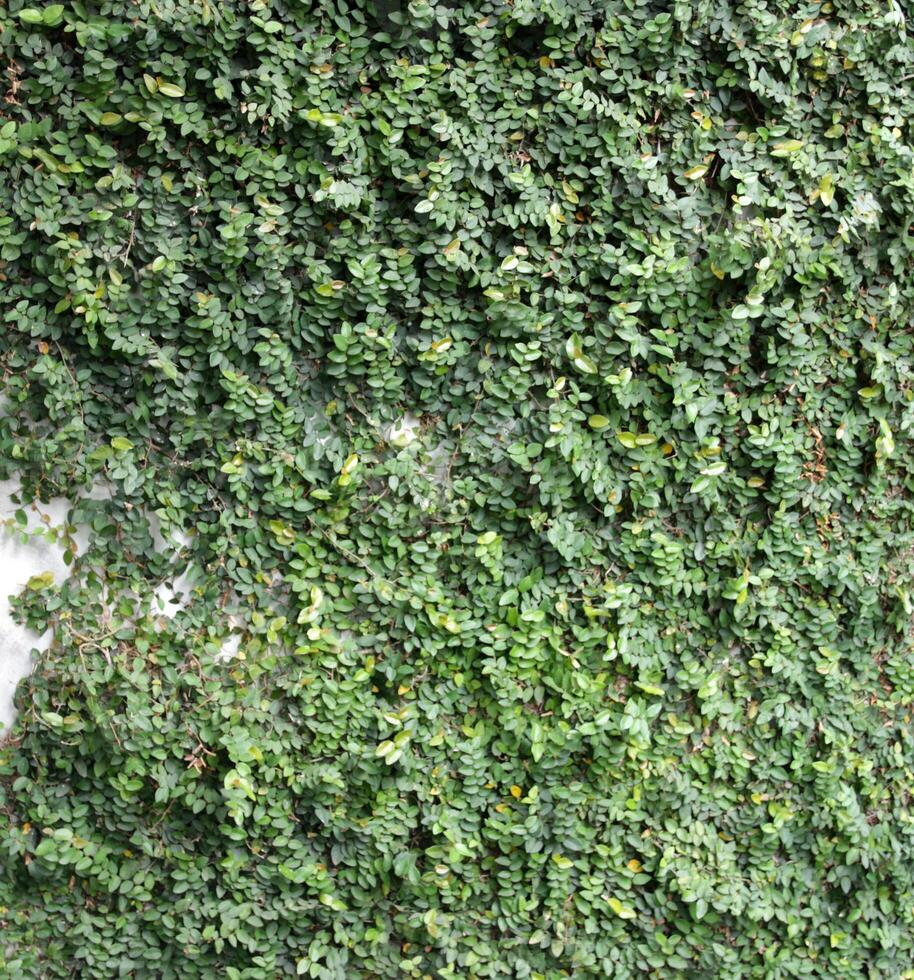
[0, 481, 78, 735]
[0, 483, 192, 734]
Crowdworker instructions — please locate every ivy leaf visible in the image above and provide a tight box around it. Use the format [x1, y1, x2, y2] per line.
[157, 81, 186, 98]
[771, 139, 804, 156]
[27, 571, 55, 591]
[318, 893, 348, 912]
[607, 896, 637, 919]
[573, 354, 597, 374]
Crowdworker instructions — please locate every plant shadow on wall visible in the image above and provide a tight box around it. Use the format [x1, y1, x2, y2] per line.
[3, 0, 914, 977]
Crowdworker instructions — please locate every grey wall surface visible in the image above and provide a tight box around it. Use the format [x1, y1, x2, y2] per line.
[0, 478, 224, 734]
[0, 481, 76, 735]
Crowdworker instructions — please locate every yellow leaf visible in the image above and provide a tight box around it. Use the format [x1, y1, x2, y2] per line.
[626, 859, 643, 872]
[510, 785, 522, 799]
[157, 81, 185, 98]
[607, 896, 637, 919]
[771, 139, 804, 156]
[27, 571, 55, 591]
[683, 165, 708, 180]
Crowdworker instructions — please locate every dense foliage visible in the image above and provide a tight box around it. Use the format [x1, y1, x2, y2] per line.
[3, 0, 914, 975]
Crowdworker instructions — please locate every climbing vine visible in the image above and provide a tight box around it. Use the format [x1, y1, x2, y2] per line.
[3, 0, 914, 976]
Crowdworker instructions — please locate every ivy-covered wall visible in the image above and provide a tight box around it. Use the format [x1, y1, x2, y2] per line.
[3, 0, 914, 976]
